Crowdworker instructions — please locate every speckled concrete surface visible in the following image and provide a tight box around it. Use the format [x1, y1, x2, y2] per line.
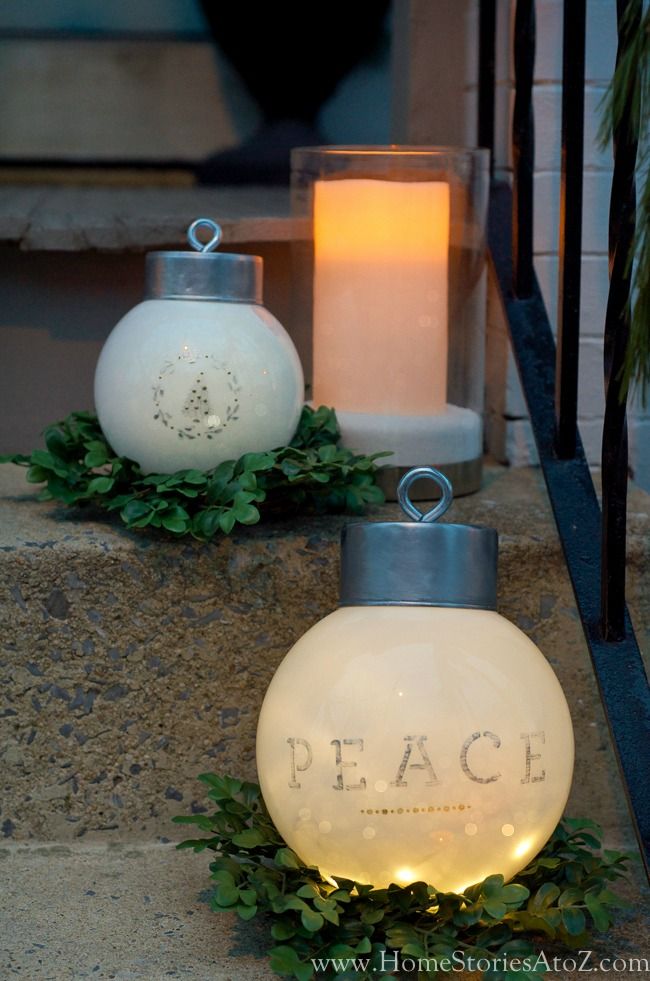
[0, 843, 274, 980]
[1, 464, 648, 847]
[0, 843, 647, 980]
[0, 463, 649, 980]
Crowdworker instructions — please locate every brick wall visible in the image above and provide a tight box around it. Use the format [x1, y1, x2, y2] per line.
[472, 0, 650, 489]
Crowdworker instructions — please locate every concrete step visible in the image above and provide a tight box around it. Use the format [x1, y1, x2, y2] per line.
[0, 842, 647, 981]
[1, 463, 648, 847]
[1, 463, 649, 979]
[0, 184, 299, 252]
[1, 842, 273, 980]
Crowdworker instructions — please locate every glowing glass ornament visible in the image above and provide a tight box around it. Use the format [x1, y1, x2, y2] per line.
[94, 219, 303, 474]
[256, 468, 574, 893]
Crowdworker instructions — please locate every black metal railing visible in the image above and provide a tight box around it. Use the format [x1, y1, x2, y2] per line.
[479, 0, 650, 880]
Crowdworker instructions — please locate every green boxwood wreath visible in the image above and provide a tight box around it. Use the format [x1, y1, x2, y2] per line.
[0, 406, 390, 539]
[174, 774, 634, 981]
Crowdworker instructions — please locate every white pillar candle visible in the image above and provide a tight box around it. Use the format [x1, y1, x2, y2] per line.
[312, 178, 450, 415]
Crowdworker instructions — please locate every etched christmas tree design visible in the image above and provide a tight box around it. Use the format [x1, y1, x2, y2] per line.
[152, 356, 240, 439]
[182, 370, 217, 434]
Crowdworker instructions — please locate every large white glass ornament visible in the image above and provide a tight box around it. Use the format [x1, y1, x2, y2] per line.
[94, 219, 304, 474]
[257, 468, 574, 893]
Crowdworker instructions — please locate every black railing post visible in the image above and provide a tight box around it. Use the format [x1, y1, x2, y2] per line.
[555, 0, 586, 459]
[486, 0, 650, 878]
[601, 0, 640, 642]
[512, 0, 535, 297]
[478, 0, 496, 174]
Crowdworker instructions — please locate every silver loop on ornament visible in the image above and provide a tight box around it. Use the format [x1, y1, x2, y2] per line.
[187, 218, 222, 253]
[397, 466, 453, 523]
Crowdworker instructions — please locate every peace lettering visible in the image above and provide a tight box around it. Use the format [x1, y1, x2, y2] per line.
[286, 732, 546, 789]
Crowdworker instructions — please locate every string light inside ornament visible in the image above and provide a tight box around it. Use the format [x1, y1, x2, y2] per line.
[256, 467, 574, 892]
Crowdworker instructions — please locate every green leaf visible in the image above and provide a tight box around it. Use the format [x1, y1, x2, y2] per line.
[511, 911, 556, 939]
[272, 895, 309, 915]
[0, 452, 31, 464]
[44, 428, 70, 458]
[86, 475, 114, 495]
[482, 874, 506, 896]
[584, 892, 610, 932]
[26, 465, 48, 483]
[384, 924, 420, 948]
[238, 451, 275, 472]
[121, 499, 151, 521]
[300, 908, 324, 933]
[174, 486, 199, 498]
[40, 474, 81, 503]
[205, 460, 236, 499]
[218, 510, 237, 535]
[561, 906, 587, 935]
[483, 898, 507, 919]
[280, 459, 302, 478]
[181, 469, 208, 485]
[499, 883, 530, 906]
[212, 882, 240, 908]
[275, 847, 301, 869]
[271, 922, 296, 941]
[232, 502, 260, 525]
[231, 828, 265, 849]
[83, 441, 109, 468]
[293, 966, 313, 981]
[236, 470, 258, 492]
[597, 888, 631, 909]
[269, 946, 313, 980]
[328, 889, 352, 904]
[236, 903, 258, 921]
[453, 902, 483, 927]
[401, 942, 427, 959]
[232, 489, 256, 506]
[171, 814, 214, 830]
[326, 944, 358, 959]
[296, 884, 321, 899]
[161, 504, 190, 533]
[360, 907, 384, 925]
[238, 888, 257, 907]
[317, 444, 338, 464]
[198, 773, 241, 797]
[191, 508, 222, 539]
[31, 449, 68, 477]
[528, 882, 561, 913]
[558, 887, 584, 908]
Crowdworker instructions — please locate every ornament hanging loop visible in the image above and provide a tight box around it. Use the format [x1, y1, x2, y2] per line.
[187, 218, 222, 253]
[397, 466, 453, 523]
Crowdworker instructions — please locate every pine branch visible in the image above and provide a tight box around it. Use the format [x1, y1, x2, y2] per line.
[598, 2, 650, 407]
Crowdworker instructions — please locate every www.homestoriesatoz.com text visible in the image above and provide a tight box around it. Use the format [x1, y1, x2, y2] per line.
[310, 950, 650, 974]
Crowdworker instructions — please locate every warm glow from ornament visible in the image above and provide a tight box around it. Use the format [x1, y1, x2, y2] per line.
[256, 468, 574, 893]
[313, 178, 449, 415]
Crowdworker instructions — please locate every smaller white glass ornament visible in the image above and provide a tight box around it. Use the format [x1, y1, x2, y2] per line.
[94, 219, 304, 473]
[257, 468, 575, 893]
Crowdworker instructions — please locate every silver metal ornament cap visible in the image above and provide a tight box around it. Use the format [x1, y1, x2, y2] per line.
[144, 218, 263, 303]
[340, 467, 498, 609]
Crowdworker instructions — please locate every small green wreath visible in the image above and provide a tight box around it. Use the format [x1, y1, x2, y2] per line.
[0, 406, 389, 540]
[174, 774, 634, 981]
